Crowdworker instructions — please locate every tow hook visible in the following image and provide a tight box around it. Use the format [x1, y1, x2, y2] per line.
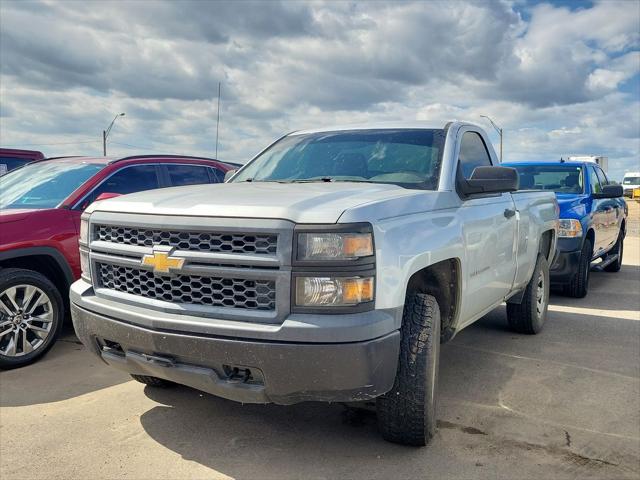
[140, 353, 175, 367]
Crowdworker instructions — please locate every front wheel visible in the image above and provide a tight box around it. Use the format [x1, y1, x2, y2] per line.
[507, 254, 549, 334]
[376, 292, 440, 446]
[0, 268, 64, 369]
[564, 238, 592, 298]
[130, 374, 174, 388]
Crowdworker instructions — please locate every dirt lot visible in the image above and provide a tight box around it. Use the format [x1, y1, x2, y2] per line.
[1, 205, 639, 480]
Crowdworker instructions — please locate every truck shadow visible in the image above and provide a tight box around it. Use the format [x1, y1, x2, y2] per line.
[138, 306, 639, 477]
[0, 324, 130, 407]
[138, 342, 517, 478]
[548, 262, 640, 313]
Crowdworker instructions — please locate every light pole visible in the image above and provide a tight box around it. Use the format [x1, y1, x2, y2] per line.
[480, 115, 503, 162]
[103, 113, 125, 156]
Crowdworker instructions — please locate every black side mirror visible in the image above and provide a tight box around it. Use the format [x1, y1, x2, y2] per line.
[459, 166, 519, 197]
[594, 184, 623, 199]
[224, 169, 237, 182]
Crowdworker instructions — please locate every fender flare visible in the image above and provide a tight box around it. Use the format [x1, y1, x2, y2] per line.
[0, 247, 74, 287]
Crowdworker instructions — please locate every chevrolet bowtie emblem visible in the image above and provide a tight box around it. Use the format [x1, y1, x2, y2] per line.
[141, 248, 185, 274]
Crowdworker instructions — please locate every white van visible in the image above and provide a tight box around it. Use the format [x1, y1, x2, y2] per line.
[622, 171, 640, 197]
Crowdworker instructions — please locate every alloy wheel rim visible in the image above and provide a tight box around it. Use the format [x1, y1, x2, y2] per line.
[0, 285, 53, 357]
[535, 271, 545, 319]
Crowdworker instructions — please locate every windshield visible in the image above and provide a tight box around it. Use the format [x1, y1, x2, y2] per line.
[0, 157, 33, 175]
[509, 164, 584, 194]
[623, 176, 640, 184]
[231, 129, 446, 189]
[0, 161, 104, 209]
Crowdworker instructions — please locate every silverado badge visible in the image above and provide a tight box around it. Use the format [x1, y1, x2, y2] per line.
[141, 247, 185, 274]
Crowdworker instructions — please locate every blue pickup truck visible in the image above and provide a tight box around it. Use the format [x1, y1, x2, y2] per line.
[503, 160, 627, 297]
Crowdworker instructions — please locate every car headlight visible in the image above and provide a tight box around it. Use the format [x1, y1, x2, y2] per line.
[297, 232, 374, 261]
[558, 219, 582, 238]
[295, 276, 374, 306]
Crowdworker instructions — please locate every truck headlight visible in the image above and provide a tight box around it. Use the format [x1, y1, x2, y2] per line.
[79, 216, 90, 245]
[558, 219, 582, 238]
[80, 248, 91, 282]
[297, 232, 373, 261]
[295, 276, 374, 306]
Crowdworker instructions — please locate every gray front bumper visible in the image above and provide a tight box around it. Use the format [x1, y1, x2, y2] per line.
[71, 302, 400, 405]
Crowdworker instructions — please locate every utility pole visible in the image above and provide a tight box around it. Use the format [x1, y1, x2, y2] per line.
[103, 112, 125, 156]
[480, 115, 503, 162]
[215, 82, 221, 159]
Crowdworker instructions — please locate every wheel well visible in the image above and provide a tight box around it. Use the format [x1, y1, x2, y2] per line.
[406, 258, 460, 342]
[0, 255, 69, 297]
[539, 229, 555, 262]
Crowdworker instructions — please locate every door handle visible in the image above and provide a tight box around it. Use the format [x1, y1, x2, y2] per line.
[504, 208, 516, 219]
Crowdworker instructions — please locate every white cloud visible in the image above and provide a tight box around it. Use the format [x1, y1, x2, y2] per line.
[0, 0, 638, 180]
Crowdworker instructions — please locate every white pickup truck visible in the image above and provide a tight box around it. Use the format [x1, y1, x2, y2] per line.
[71, 121, 558, 446]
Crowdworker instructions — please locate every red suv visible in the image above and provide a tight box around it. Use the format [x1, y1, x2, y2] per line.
[0, 154, 232, 368]
[0, 148, 45, 175]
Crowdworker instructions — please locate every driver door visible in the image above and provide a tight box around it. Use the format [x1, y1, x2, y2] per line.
[455, 130, 518, 326]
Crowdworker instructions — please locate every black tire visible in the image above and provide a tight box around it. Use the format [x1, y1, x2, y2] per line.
[130, 374, 174, 388]
[564, 238, 592, 298]
[507, 254, 549, 334]
[0, 268, 64, 369]
[376, 292, 440, 446]
[604, 229, 624, 272]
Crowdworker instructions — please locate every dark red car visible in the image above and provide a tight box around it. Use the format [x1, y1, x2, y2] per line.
[0, 148, 45, 175]
[0, 154, 232, 367]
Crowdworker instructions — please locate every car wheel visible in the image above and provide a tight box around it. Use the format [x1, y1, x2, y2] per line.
[507, 253, 549, 334]
[0, 268, 64, 369]
[564, 238, 592, 298]
[604, 229, 624, 272]
[376, 292, 440, 446]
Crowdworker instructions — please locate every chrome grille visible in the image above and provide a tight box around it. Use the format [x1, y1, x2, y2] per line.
[95, 225, 277, 255]
[97, 263, 276, 311]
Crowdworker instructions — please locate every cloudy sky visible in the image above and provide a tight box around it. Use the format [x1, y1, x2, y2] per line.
[1, 0, 638, 180]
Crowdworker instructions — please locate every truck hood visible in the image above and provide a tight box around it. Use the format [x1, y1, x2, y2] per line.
[89, 182, 426, 223]
[556, 193, 588, 218]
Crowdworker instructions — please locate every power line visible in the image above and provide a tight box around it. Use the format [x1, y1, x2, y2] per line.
[110, 140, 154, 149]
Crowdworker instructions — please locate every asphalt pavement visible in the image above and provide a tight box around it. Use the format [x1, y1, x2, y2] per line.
[1, 205, 639, 480]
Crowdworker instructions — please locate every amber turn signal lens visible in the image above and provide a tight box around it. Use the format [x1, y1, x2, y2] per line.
[295, 276, 374, 306]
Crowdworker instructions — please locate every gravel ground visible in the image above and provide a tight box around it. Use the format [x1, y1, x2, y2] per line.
[627, 199, 640, 236]
[1, 212, 639, 480]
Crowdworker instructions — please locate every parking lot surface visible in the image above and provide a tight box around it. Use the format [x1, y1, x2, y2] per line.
[1, 205, 639, 480]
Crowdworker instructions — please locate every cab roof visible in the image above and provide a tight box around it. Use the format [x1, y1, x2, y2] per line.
[503, 160, 592, 167]
[291, 120, 481, 136]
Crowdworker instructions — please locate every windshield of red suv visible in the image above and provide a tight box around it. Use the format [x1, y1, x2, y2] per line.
[0, 161, 105, 209]
[231, 129, 446, 189]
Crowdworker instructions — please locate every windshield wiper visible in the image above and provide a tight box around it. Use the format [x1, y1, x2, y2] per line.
[282, 177, 334, 183]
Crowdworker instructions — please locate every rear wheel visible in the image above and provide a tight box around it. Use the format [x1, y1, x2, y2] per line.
[0, 268, 64, 369]
[376, 292, 440, 446]
[507, 254, 549, 334]
[564, 238, 592, 298]
[604, 229, 624, 272]
[130, 374, 174, 388]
